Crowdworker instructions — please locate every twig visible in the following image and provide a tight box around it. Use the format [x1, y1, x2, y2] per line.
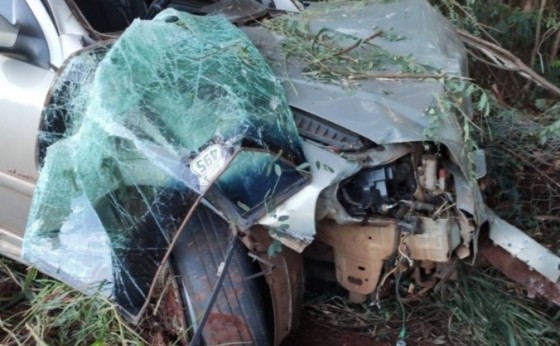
[529, 0, 547, 72]
[551, 29, 560, 64]
[538, 23, 560, 49]
[465, 49, 518, 71]
[152, 274, 172, 316]
[535, 215, 560, 222]
[335, 30, 382, 56]
[348, 72, 444, 80]
[0, 262, 22, 289]
[0, 321, 25, 346]
[458, 30, 560, 98]
[499, 145, 560, 190]
[24, 324, 48, 346]
[110, 304, 151, 344]
[448, 0, 501, 46]
[140, 194, 205, 323]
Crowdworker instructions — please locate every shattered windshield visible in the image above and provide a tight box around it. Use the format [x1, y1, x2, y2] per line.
[24, 9, 307, 321]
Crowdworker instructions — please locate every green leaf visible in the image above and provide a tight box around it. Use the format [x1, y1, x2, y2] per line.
[278, 215, 289, 222]
[315, 161, 321, 170]
[267, 150, 284, 177]
[237, 201, 251, 212]
[274, 164, 282, 177]
[534, 98, 548, 111]
[265, 198, 276, 216]
[267, 239, 283, 257]
[477, 92, 489, 116]
[465, 83, 476, 96]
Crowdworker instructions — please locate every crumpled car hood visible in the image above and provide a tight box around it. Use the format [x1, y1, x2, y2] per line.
[244, 0, 472, 172]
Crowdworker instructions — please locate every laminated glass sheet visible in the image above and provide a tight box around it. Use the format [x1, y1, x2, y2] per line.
[23, 9, 306, 321]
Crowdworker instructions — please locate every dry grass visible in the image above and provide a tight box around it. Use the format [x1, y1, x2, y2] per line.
[0, 257, 186, 346]
[0, 257, 143, 345]
[303, 266, 560, 345]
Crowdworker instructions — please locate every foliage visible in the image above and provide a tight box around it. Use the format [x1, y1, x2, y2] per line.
[426, 0, 560, 241]
[0, 257, 184, 346]
[262, 11, 430, 85]
[535, 98, 560, 144]
[434, 268, 560, 346]
[430, 0, 560, 100]
[303, 267, 560, 345]
[425, 76, 491, 181]
[0, 258, 141, 345]
[476, 97, 560, 242]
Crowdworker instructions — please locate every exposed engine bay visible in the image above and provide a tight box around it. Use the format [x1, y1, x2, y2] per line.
[314, 144, 471, 303]
[289, 111, 474, 303]
[212, 100, 476, 306]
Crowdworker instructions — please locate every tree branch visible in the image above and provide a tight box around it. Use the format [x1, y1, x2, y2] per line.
[335, 30, 383, 57]
[348, 72, 445, 80]
[551, 29, 560, 64]
[529, 0, 547, 71]
[458, 30, 560, 98]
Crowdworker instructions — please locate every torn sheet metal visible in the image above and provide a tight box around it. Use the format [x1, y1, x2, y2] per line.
[200, 0, 269, 25]
[487, 209, 560, 283]
[273, 0, 304, 12]
[479, 234, 560, 306]
[258, 141, 360, 252]
[447, 163, 487, 224]
[23, 9, 307, 322]
[238, 226, 305, 346]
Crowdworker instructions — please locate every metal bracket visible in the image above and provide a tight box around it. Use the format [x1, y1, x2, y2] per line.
[245, 252, 277, 280]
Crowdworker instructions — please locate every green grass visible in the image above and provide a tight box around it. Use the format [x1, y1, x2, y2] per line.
[0, 257, 185, 346]
[0, 258, 143, 345]
[303, 267, 560, 345]
[433, 269, 560, 346]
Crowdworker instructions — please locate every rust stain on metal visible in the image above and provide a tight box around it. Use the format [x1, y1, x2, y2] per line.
[205, 312, 252, 344]
[248, 226, 305, 346]
[479, 236, 560, 306]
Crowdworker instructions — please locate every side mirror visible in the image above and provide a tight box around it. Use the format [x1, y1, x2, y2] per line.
[0, 15, 18, 49]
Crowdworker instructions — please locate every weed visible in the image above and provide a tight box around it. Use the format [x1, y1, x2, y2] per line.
[433, 268, 560, 346]
[303, 266, 560, 345]
[261, 7, 431, 86]
[0, 257, 185, 346]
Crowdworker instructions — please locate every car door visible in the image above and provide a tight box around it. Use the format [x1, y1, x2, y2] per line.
[0, 0, 59, 260]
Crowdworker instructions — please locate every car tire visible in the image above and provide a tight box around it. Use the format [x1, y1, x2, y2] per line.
[171, 204, 273, 345]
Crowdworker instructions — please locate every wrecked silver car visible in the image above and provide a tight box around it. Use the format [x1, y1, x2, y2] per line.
[0, 0, 558, 345]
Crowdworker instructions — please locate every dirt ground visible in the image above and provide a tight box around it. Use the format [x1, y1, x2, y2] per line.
[283, 319, 389, 346]
[283, 317, 429, 346]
